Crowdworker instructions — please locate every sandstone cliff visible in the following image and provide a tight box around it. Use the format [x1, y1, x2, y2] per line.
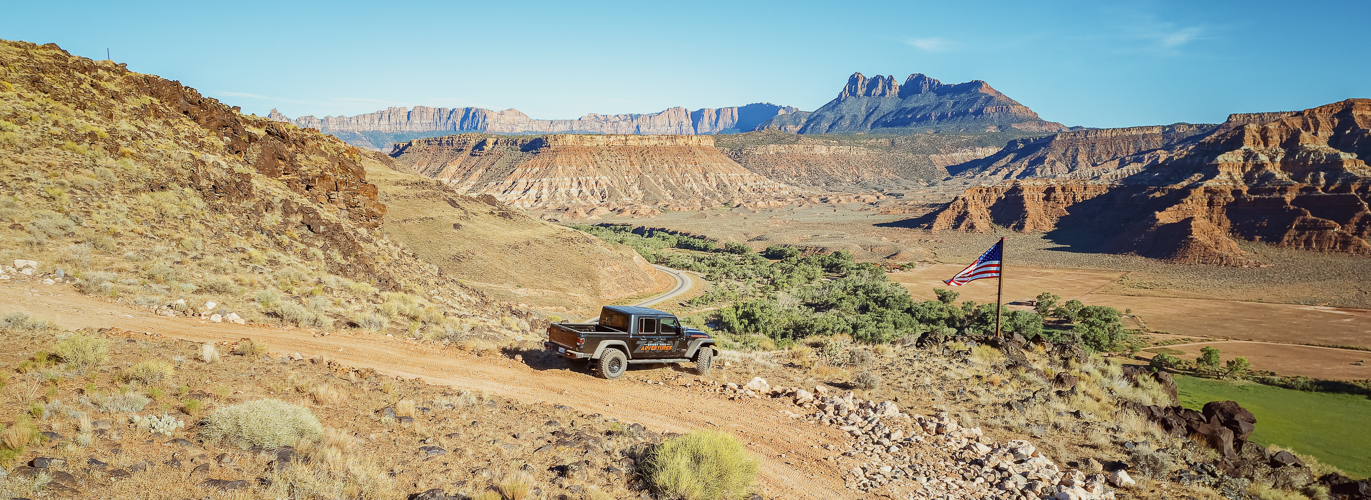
[925, 100, 1371, 265]
[950, 123, 1219, 180]
[715, 131, 1043, 189]
[790, 73, 1067, 134]
[270, 103, 802, 150]
[389, 133, 811, 213]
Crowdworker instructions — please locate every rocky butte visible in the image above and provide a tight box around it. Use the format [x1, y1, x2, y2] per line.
[761, 72, 1067, 134]
[388, 133, 822, 216]
[925, 99, 1371, 266]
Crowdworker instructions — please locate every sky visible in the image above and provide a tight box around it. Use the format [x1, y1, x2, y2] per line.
[4, 0, 1369, 128]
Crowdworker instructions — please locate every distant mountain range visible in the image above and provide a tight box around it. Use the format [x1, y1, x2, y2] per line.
[268, 103, 803, 149]
[269, 72, 1064, 149]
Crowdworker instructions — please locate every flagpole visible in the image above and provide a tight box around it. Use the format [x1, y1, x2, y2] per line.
[996, 237, 1004, 341]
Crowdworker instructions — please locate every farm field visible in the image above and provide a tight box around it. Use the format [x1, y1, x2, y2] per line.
[1142, 342, 1371, 381]
[892, 264, 1371, 350]
[1175, 375, 1371, 479]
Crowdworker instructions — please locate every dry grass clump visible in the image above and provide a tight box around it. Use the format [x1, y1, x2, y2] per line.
[200, 342, 221, 363]
[310, 384, 342, 405]
[201, 399, 324, 449]
[234, 339, 268, 357]
[394, 399, 416, 418]
[52, 333, 109, 370]
[496, 474, 533, 500]
[646, 430, 758, 500]
[119, 360, 173, 385]
[0, 311, 54, 332]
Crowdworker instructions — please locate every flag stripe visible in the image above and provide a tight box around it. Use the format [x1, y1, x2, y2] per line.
[943, 241, 1003, 286]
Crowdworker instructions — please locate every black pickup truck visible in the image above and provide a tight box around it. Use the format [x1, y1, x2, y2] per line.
[544, 306, 717, 380]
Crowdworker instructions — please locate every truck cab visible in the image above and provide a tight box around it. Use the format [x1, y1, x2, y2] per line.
[545, 306, 716, 379]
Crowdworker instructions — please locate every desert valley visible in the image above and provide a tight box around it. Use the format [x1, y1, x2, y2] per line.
[0, 10, 1369, 500]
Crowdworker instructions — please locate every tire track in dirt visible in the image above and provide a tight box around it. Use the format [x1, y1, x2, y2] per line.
[0, 283, 854, 499]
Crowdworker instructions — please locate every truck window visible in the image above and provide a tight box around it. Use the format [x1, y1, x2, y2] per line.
[601, 310, 629, 332]
[660, 318, 680, 335]
[638, 317, 657, 335]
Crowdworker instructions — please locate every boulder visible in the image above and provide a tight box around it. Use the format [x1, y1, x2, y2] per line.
[1202, 400, 1257, 440]
[793, 390, 814, 405]
[1192, 419, 1238, 462]
[1108, 469, 1136, 488]
[1270, 450, 1304, 468]
[744, 377, 770, 393]
[14, 259, 37, 270]
[1053, 372, 1079, 391]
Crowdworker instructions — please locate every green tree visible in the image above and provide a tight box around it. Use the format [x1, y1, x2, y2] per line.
[1072, 305, 1129, 352]
[1034, 292, 1060, 317]
[1197, 346, 1222, 375]
[1053, 299, 1085, 322]
[934, 289, 960, 305]
[1003, 310, 1043, 340]
[1224, 356, 1251, 379]
[1150, 353, 1180, 372]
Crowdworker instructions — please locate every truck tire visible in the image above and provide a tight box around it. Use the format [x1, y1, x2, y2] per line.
[598, 349, 627, 380]
[695, 348, 713, 376]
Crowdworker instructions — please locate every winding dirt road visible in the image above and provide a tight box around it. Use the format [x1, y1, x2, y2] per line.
[0, 282, 853, 499]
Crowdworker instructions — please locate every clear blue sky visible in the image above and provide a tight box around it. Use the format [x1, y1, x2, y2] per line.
[5, 0, 1368, 128]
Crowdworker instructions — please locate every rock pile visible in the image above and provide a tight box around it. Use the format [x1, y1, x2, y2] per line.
[715, 378, 1129, 499]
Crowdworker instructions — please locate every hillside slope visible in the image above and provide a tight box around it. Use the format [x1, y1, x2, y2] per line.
[366, 162, 668, 316]
[0, 39, 568, 340]
[389, 133, 817, 214]
[924, 99, 1371, 265]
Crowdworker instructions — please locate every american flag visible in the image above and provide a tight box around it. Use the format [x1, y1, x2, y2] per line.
[944, 239, 1002, 287]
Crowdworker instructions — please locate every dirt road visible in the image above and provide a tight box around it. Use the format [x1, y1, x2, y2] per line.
[0, 283, 852, 499]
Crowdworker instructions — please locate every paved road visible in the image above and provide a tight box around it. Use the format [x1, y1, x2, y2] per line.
[635, 265, 693, 307]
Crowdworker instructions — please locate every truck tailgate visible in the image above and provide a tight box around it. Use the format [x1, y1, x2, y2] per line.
[547, 324, 583, 349]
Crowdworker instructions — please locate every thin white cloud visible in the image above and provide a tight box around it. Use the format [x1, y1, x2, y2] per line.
[1155, 26, 1201, 48]
[907, 37, 952, 52]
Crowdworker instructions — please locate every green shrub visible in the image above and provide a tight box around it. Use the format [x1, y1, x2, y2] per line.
[201, 399, 323, 449]
[646, 430, 758, 500]
[853, 371, 882, 390]
[102, 393, 151, 413]
[234, 339, 268, 357]
[182, 398, 203, 417]
[53, 333, 109, 370]
[121, 360, 173, 385]
[0, 312, 54, 332]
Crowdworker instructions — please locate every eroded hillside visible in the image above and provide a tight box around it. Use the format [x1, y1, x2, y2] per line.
[389, 133, 825, 215]
[0, 40, 545, 341]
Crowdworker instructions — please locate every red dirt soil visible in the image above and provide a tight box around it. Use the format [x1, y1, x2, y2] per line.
[0, 283, 854, 499]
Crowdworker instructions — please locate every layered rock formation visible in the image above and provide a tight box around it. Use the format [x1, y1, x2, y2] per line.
[389, 133, 810, 212]
[950, 123, 1219, 180]
[715, 131, 1044, 189]
[926, 99, 1371, 265]
[769, 73, 1066, 134]
[270, 103, 802, 150]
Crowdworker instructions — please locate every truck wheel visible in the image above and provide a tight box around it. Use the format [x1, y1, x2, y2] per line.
[695, 348, 714, 376]
[598, 349, 627, 380]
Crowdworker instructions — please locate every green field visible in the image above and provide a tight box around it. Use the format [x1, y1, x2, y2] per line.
[1176, 375, 1371, 478]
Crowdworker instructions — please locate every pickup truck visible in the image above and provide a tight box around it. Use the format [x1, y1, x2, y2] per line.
[544, 305, 717, 380]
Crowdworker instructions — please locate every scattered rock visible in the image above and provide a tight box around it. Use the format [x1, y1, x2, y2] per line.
[1108, 469, 1135, 488]
[201, 478, 250, 491]
[419, 446, 447, 456]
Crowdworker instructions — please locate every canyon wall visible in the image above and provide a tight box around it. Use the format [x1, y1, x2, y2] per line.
[950, 123, 1220, 180]
[925, 99, 1371, 265]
